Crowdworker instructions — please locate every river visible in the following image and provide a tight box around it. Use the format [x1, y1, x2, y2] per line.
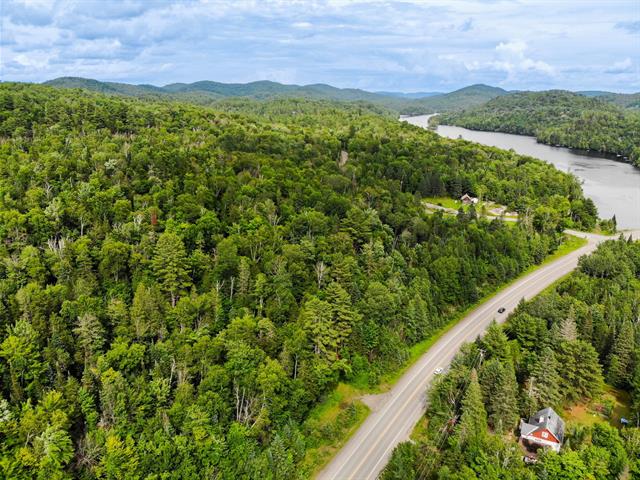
[403, 115, 640, 229]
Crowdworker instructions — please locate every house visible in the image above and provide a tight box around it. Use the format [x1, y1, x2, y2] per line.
[519, 407, 565, 453]
[460, 193, 479, 205]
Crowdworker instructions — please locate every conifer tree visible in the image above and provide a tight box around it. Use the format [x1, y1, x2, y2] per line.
[559, 306, 578, 341]
[488, 360, 519, 433]
[556, 340, 604, 402]
[326, 282, 361, 352]
[455, 369, 487, 448]
[525, 347, 562, 412]
[74, 313, 105, 370]
[481, 321, 509, 360]
[152, 231, 191, 307]
[607, 320, 635, 388]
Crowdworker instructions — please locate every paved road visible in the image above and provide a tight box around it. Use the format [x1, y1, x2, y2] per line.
[317, 230, 623, 480]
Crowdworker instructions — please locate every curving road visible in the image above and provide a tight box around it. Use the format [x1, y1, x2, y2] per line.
[317, 230, 629, 480]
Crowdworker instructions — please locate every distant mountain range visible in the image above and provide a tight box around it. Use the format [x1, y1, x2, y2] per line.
[41, 77, 639, 114]
[42, 77, 508, 114]
[374, 91, 443, 99]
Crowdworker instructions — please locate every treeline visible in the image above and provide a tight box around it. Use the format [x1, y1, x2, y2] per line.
[439, 90, 640, 167]
[0, 84, 596, 479]
[382, 238, 640, 480]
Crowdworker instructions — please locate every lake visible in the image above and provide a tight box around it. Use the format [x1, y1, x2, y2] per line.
[403, 115, 640, 229]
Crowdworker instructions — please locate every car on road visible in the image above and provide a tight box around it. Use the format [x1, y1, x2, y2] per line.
[434, 367, 443, 375]
[498, 307, 506, 313]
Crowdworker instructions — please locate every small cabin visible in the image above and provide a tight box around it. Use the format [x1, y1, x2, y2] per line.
[519, 407, 565, 453]
[460, 193, 479, 205]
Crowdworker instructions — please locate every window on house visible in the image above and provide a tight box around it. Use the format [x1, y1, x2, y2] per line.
[541, 432, 548, 439]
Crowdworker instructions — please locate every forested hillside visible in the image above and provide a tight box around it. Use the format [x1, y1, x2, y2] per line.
[383, 238, 640, 480]
[438, 91, 640, 166]
[44, 76, 409, 111]
[586, 91, 640, 109]
[44, 77, 508, 116]
[0, 83, 598, 479]
[399, 84, 507, 115]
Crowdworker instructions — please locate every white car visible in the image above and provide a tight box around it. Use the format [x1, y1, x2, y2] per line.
[434, 367, 443, 375]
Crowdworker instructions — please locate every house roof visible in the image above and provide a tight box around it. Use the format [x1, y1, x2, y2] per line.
[522, 407, 565, 443]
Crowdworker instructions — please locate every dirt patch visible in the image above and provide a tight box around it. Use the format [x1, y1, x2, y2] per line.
[360, 391, 392, 412]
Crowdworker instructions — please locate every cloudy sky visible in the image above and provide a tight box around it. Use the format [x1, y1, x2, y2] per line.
[1, 0, 639, 92]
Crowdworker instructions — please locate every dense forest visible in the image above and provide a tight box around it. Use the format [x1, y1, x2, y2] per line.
[0, 83, 600, 479]
[438, 91, 640, 167]
[382, 238, 640, 480]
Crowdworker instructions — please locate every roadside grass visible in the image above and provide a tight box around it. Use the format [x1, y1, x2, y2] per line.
[410, 416, 430, 442]
[537, 233, 587, 264]
[300, 384, 370, 478]
[303, 232, 588, 477]
[564, 385, 632, 428]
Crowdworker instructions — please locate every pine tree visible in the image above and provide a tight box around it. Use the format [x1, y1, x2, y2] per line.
[74, 313, 105, 370]
[152, 231, 191, 307]
[525, 347, 562, 412]
[481, 321, 509, 360]
[607, 320, 635, 388]
[479, 358, 503, 403]
[559, 306, 578, 341]
[488, 360, 519, 433]
[557, 340, 604, 402]
[404, 293, 431, 344]
[325, 282, 361, 352]
[455, 369, 487, 448]
[130, 283, 163, 339]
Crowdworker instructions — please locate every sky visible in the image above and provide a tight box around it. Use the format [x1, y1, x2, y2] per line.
[1, 0, 639, 93]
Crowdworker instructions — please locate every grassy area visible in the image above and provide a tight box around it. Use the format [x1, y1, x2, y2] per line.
[410, 415, 430, 442]
[300, 384, 370, 477]
[423, 196, 462, 210]
[540, 233, 587, 263]
[564, 385, 632, 428]
[303, 233, 588, 477]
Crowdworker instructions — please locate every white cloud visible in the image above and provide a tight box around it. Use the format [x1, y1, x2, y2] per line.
[496, 40, 527, 56]
[605, 58, 633, 74]
[0, 0, 638, 91]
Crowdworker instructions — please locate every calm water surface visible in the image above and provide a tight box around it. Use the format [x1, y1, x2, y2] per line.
[404, 115, 640, 229]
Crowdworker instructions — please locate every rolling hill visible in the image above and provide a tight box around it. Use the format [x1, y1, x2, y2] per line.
[399, 84, 508, 115]
[44, 76, 407, 109]
[578, 90, 640, 108]
[43, 77, 508, 114]
[43, 77, 637, 118]
[374, 90, 443, 99]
